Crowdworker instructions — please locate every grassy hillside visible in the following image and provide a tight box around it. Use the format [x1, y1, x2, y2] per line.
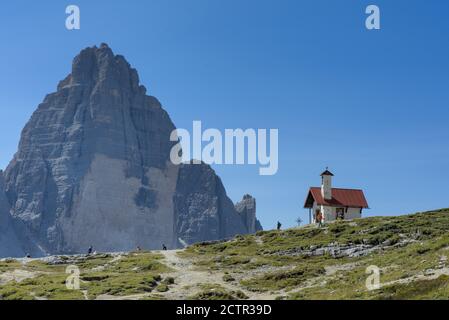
[1, 209, 449, 300]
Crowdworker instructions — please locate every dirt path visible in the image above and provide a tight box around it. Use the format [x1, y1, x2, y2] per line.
[381, 267, 449, 288]
[0, 269, 40, 285]
[96, 293, 152, 300]
[156, 250, 278, 300]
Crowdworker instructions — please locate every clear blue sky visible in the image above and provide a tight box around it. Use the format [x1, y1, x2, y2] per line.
[1, 1, 448, 229]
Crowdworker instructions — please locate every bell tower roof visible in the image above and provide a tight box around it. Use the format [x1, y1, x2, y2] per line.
[320, 168, 334, 177]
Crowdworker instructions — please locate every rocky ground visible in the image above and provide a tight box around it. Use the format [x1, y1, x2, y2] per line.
[1, 208, 449, 300]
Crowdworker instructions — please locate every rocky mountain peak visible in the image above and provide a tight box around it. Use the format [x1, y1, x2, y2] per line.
[58, 43, 146, 96]
[235, 194, 262, 234]
[1, 44, 261, 258]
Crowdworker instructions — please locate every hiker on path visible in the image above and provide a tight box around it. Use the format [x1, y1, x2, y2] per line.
[162, 244, 167, 251]
[277, 221, 282, 231]
[317, 212, 323, 228]
[87, 246, 93, 256]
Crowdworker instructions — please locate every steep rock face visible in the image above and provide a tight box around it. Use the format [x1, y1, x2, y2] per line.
[235, 194, 263, 234]
[4, 44, 178, 255]
[2, 44, 261, 257]
[174, 163, 249, 246]
[0, 171, 24, 257]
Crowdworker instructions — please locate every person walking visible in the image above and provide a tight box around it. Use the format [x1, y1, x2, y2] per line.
[317, 212, 323, 228]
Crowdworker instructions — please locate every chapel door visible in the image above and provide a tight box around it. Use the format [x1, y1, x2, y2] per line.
[336, 208, 345, 220]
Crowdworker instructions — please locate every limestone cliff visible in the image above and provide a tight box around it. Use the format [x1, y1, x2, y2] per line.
[174, 163, 250, 246]
[0, 170, 24, 257]
[235, 194, 263, 234]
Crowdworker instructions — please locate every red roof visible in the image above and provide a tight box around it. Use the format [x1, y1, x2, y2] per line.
[304, 187, 369, 209]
